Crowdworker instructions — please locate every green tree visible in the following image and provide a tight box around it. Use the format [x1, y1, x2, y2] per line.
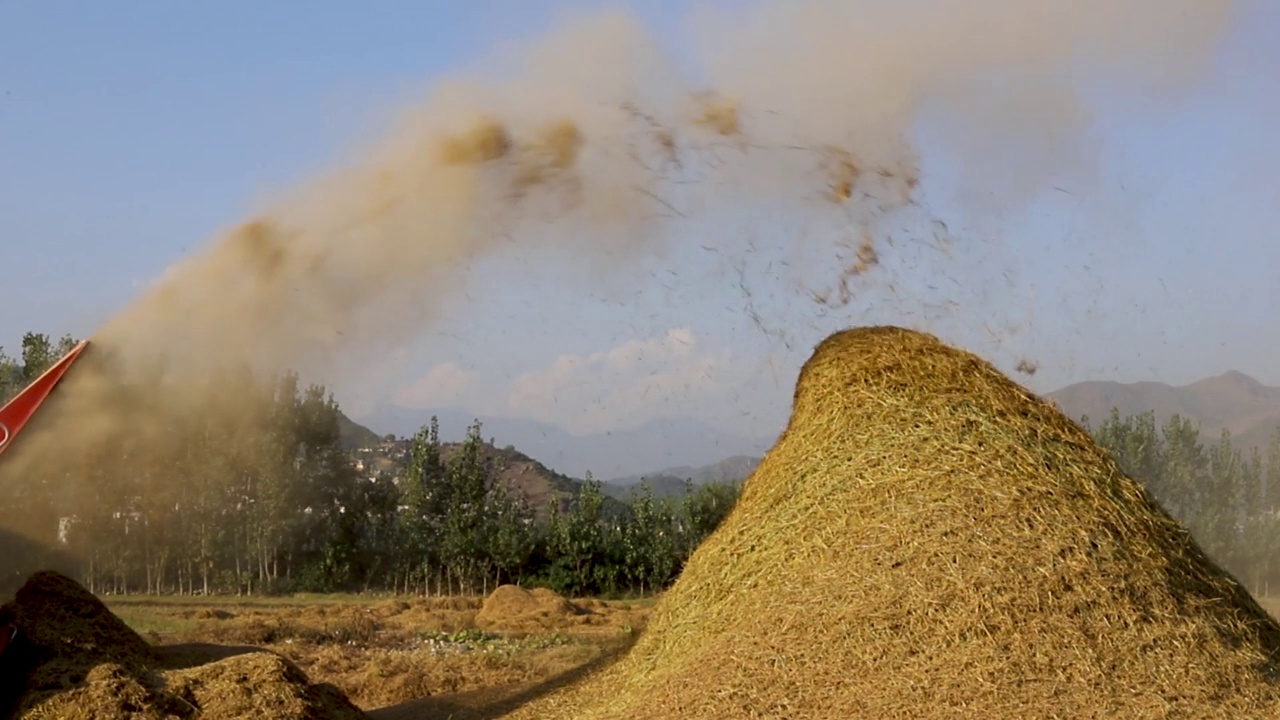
[1238, 447, 1269, 594]
[441, 422, 490, 593]
[1094, 410, 1164, 494]
[485, 474, 537, 587]
[547, 473, 606, 596]
[1160, 414, 1207, 526]
[401, 417, 447, 594]
[0, 348, 21, 402]
[621, 482, 659, 595]
[680, 480, 741, 556]
[1259, 427, 1280, 595]
[19, 332, 54, 382]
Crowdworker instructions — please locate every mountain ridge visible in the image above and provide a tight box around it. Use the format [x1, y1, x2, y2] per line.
[339, 369, 1280, 488]
[608, 455, 761, 486]
[1048, 369, 1280, 452]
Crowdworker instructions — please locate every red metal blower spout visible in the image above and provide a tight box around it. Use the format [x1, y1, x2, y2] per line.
[0, 340, 89, 659]
[0, 340, 89, 458]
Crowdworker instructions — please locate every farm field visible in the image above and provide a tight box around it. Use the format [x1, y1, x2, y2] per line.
[104, 590, 655, 719]
[97, 589, 1280, 718]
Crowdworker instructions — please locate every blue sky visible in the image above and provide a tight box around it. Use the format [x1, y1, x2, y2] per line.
[3, 0, 1278, 443]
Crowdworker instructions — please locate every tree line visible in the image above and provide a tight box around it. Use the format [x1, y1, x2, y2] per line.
[1084, 408, 1280, 596]
[387, 418, 740, 598]
[0, 332, 80, 400]
[7, 328, 1279, 598]
[0, 331, 739, 598]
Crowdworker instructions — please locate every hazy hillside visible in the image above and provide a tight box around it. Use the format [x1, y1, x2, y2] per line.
[613, 455, 762, 486]
[604, 455, 761, 500]
[352, 437, 626, 520]
[349, 370, 1280, 496]
[451, 443, 629, 520]
[353, 405, 775, 479]
[1049, 370, 1280, 451]
[337, 412, 383, 450]
[602, 475, 692, 500]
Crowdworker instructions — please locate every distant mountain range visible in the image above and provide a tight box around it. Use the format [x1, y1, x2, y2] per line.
[610, 455, 762, 486]
[349, 405, 777, 479]
[602, 455, 761, 499]
[336, 370, 1280, 492]
[1048, 370, 1280, 452]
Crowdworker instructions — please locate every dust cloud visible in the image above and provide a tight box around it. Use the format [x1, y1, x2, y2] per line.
[0, 1, 1237, 555]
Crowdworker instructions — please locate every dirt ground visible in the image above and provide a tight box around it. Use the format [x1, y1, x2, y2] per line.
[104, 590, 653, 719]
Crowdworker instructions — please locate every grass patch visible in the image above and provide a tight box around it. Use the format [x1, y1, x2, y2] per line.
[106, 604, 199, 637]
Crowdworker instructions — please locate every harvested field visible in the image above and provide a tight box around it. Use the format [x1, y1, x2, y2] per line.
[501, 326, 1280, 719]
[98, 585, 649, 714]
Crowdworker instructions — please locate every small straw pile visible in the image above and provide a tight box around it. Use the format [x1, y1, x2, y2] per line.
[503, 326, 1280, 719]
[0, 572, 366, 719]
[476, 584, 583, 633]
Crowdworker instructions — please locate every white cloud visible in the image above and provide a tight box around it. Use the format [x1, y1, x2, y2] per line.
[507, 328, 743, 433]
[394, 362, 473, 408]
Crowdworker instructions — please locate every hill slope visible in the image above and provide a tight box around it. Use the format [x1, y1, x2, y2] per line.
[353, 438, 625, 520]
[336, 411, 383, 450]
[1049, 370, 1280, 451]
[604, 456, 760, 500]
[610, 455, 761, 487]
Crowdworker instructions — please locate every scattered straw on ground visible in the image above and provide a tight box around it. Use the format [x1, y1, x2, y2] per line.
[98, 589, 648, 712]
[503, 326, 1280, 719]
[305, 639, 605, 711]
[0, 572, 366, 719]
[21, 651, 364, 720]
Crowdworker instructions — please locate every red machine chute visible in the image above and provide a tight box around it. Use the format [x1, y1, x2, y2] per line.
[0, 340, 89, 657]
[0, 340, 89, 458]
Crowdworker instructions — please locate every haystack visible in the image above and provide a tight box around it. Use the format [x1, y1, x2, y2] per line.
[476, 584, 582, 632]
[504, 326, 1280, 719]
[0, 571, 366, 719]
[0, 571, 155, 717]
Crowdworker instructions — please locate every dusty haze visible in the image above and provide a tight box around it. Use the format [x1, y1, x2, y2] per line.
[0, 0, 1237, 555]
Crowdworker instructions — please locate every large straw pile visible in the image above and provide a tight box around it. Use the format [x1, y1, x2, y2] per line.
[504, 326, 1280, 719]
[0, 571, 367, 719]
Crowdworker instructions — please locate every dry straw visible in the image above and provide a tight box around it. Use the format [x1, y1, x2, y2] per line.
[504, 326, 1280, 719]
[1, 572, 365, 719]
[691, 91, 741, 137]
[438, 117, 513, 165]
[476, 584, 585, 634]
